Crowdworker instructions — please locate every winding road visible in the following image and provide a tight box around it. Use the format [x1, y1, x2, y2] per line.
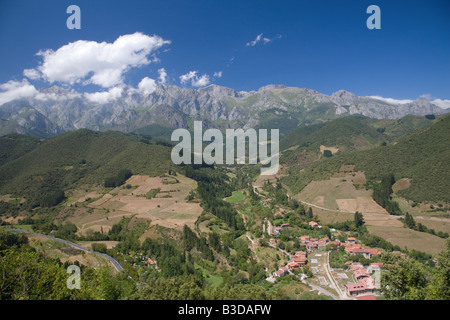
[1, 228, 124, 272]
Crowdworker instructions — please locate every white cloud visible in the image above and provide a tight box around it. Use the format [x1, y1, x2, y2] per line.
[246, 33, 264, 47]
[179, 71, 210, 87]
[0, 79, 38, 105]
[35, 90, 81, 102]
[84, 86, 124, 104]
[431, 99, 450, 109]
[26, 32, 170, 88]
[367, 96, 413, 105]
[213, 71, 222, 78]
[179, 71, 197, 85]
[158, 68, 167, 84]
[192, 74, 210, 87]
[23, 68, 41, 80]
[246, 33, 281, 47]
[369, 94, 450, 108]
[138, 77, 157, 95]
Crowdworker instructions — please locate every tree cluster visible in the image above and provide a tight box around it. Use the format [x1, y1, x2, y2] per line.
[372, 174, 402, 215]
[104, 169, 132, 188]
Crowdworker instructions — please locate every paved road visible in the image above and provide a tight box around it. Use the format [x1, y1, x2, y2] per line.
[1, 228, 124, 272]
[323, 250, 351, 300]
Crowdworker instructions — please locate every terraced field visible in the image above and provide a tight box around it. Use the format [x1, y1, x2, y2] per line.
[65, 174, 202, 238]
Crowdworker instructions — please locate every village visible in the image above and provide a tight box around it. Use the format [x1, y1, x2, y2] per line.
[266, 220, 409, 300]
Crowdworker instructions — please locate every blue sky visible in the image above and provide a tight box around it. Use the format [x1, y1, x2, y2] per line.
[0, 0, 449, 103]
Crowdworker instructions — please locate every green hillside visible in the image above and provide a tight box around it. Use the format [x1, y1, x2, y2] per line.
[280, 114, 385, 152]
[0, 129, 175, 206]
[373, 114, 441, 140]
[282, 114, 450, 203]
[0, 134, 41, 166]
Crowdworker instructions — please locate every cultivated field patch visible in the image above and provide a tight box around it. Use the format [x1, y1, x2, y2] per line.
[367, 225, 447, 255]
[296, 173, 387, 215]
[66, 174, 202, 237]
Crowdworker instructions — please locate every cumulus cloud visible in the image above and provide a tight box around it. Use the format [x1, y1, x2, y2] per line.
[367, 96, 414, 105]
[213, 71, 222, 78]
[192, 74, 210, 87]
[179, 71, 197, 85]
[158, 68, 167, 84]
[179, 71, 210, 87]
[25, 32, 170, 88]
[138, 77, 157, 95]
[0, 79, 38, 105]
[84, 86, 124, 104]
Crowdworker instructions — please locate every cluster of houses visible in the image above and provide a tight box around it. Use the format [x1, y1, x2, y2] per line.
[300, 235, 332, 251]
[268, 220, 413, 298]
[342, 237, 382, 258]
[273, 250, 309, 278]
[270, 234, 387, 286]
[127, 253, 161, 272]
[343, 261, 383, 296]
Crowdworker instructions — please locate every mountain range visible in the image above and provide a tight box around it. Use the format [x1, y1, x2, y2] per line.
[0, 84, 448, 138]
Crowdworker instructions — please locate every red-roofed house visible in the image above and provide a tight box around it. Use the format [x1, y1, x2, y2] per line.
[306, 242, 318, 252]
[347, 237, 356, 244]
[350, 248, 381, 259]
[273, 267, 289, 278]
[367, 262, 383, 274]
[344, 243, 362, 253]
[309, 221, 319, 228]
[370, 262, 384, 268]
[287, 262, 300, 270]
[353, 267, 370, 280]
[345, 280, 375, 296]
[360, 277, 375, 290]
[292, 255, 307, 265]
[295, 251, 307, 257]
[300, 236, 310, 243]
